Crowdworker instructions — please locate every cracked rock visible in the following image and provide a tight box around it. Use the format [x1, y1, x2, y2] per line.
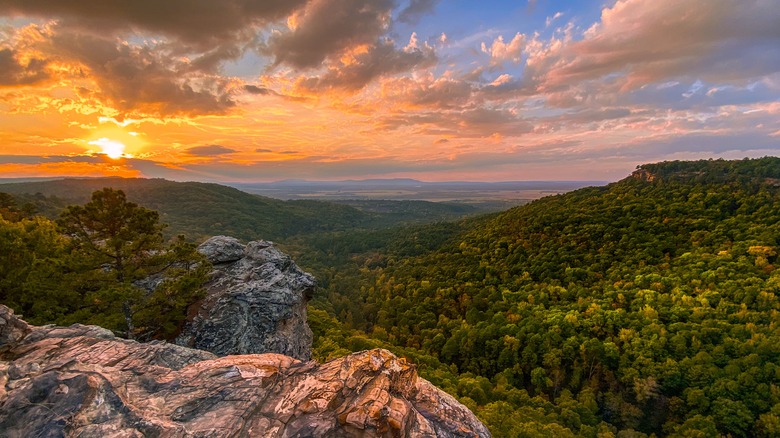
[177, 236, 315, 361]
[0, 306, 490, 437]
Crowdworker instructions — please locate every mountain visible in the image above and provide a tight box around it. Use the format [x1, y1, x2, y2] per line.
[313, 157, 780, 437]
[5, 157, 780, 436]
[0, 177, 486, 242]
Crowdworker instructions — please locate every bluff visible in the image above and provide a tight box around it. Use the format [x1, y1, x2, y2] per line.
[0, 305, 490, 437]
[176, 236, 315, 361]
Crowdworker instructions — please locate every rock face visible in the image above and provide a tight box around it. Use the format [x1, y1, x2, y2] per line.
[0, 306, 491, 437]
[177, 236, 315, 361]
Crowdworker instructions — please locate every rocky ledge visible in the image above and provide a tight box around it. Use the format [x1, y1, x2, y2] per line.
[0, 306, 490, 437]
[177, 236, 316, 361]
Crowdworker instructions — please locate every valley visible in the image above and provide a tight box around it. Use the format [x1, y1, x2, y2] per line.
[2, 157, 780, 436]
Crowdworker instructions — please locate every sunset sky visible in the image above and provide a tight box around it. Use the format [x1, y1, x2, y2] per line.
[1, 0, 778, 182]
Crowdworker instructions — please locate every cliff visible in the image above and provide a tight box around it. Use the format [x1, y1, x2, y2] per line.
[176, 236, 315, 361]
[0, 306, 490, 437]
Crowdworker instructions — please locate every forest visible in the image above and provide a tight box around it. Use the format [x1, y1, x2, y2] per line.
[302, 158, 780, 437]
[0, 188, 208, 339]
[2, 157, 780, 437]
[0, 177, 489, 242]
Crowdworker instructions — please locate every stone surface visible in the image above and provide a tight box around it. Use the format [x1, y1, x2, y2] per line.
[176, 236, 316, 361]
[0, 306, 491, 437]
[0, 306, 30, 353]
[197, 235, 246, 264]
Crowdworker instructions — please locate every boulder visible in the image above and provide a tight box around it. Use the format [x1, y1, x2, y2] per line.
[176, 236, 315, 361]
[0, 306, 491, 437]
[196, 235, 246, 264]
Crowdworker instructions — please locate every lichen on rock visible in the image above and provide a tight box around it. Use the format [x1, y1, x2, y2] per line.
[176, 236, 316, 361]
[0, 306, 491, 437]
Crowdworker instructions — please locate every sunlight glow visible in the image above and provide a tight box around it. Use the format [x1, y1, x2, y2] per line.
[89, 138, 127, 159]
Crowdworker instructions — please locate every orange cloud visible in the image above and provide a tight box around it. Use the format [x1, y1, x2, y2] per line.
[0, 0, 778, 183]
[0, 161, 140, 178]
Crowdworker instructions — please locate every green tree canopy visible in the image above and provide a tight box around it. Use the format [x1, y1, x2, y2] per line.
[57, 188, 208, 339]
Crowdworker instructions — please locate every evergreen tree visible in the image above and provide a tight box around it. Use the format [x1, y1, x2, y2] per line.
[57, 188, 208, 339]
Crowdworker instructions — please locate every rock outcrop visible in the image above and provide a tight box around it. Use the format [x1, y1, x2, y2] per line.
[631, 168, 656, 182]
[177, 236, 315, 361]
[0, 306, 491, 437]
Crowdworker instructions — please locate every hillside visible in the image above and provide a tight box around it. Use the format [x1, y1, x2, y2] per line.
[4, 158, 780, 436]
[312, 157, 780, 437]
[0, 177, 484, 242]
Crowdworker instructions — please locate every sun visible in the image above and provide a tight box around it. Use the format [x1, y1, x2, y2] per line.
[89, 138, 127, 159]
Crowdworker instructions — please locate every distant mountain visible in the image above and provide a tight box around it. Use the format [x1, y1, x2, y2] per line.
[228, 178, 603, 202]
[0, 177, 66, 184]
[253, 178, 425, 186]
[231, 178, 603, 189]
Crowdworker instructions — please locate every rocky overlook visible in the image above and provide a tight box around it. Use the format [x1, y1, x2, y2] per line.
[0, 306, 490, 437]
[176, 236, 315, 361]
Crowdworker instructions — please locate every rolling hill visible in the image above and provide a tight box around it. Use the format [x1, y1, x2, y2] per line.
[0, 177, 485, 242]
[5, 158, 780, 436]
[311, 157, 780, 437]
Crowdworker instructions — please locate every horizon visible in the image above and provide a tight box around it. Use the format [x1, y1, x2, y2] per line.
[0, 175, 610, 185]
[1, 1, 779, 182]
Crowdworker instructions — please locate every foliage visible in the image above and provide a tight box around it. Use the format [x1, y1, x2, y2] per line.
[56, 188, 209, 339]
[307, 157, 780, 437]
[0, 215, 68, 322]
[0, 188, 208, 340]
[0, 178, 489, 242]
[0, 192, 36, 221]
[5, 157, 780, 436]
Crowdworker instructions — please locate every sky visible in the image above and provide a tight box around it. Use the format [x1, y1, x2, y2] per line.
[0, 0, 778, 182]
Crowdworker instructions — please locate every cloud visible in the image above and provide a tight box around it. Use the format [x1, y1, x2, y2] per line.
[2, 0, 440, 114]
[621, 80, 780, 111]
[295, 38, 436, 93]
[3, 0, 778, 183]
[546, 12, 564, 27]
[398, 0, 441, 25]
[0, 0, 307, 50]
[382, 76, 472, 109]
[409, 79, 472, 108]
[50, 32, 238, 116]
[266, 0, 394, 69]
[476, 74, 536, 101]
[243, 85, 272, 95]
[481, 33, 525, 67]
[534, 0, 780, 91]
[542, 108, 633, 127]
[186, 145, 238, 156]
[0, 0, 312, 116]
[379, 107, 534, 139]
[0, 48, 50, 86]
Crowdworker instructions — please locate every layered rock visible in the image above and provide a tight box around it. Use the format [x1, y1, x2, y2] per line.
[177, 236, 315, 361]
[0, 306, 490, 437]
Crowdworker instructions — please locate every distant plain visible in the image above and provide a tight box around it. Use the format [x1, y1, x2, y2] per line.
[229, 179, 605, 206]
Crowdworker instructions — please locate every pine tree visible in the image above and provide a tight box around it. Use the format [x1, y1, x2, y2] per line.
[58, 188, 208, 339]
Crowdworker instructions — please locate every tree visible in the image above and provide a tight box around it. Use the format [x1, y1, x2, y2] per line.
[0, 215, 67, 320]
[0, 192, 34, 222]
[57, 188, 208, 339]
